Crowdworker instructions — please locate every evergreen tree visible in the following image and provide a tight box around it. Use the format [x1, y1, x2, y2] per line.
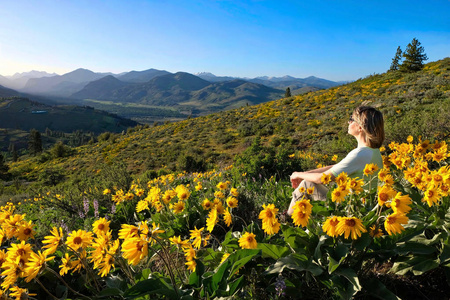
[8, 143, 18, 162]
[400, 38, 428, 72]
[0, 153, 9, 180]
[389, 46, 402, 71]
[28, 129, 43, 155]
[285, 87, 292, 98]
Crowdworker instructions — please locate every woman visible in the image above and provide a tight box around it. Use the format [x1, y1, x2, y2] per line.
[287, 106, 385, 215]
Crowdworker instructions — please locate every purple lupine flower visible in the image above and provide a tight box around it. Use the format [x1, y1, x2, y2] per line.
[83, 197, 89, 216]
[111, 203, 116, 215]
[275, 274, 286, 297]
[59, 220, 69, 234]
[93, 199, 99, 218]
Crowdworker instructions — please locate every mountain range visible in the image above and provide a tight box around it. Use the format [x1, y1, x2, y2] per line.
[0, 68, 342, 118]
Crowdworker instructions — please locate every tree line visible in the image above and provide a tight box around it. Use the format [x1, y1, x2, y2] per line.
[389, 38, 428, 72]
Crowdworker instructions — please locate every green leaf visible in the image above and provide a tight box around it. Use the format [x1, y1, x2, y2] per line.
[105, 274, 127, 291]
[391, 255, 438, 275]
[123, 274, 177, 299]
[97, 288, 123, 298]
[313, 235, 329, 262]
[328, 256, 341, 274]
[189, 259, 205, 287]
[228, 249, 261, 280]
[257, 243, 290, 259]
[265, 253, 323, 276]
[440, 244, 450, 265]
[281, 225, 310, 251]
[334, 268, 361, 292]
[411, 258, 439, 275]
[353, 233, 372, 251]
[227, 276, 245, 296]
[396, 241, 437, 255]
[362, 278, 401, 300]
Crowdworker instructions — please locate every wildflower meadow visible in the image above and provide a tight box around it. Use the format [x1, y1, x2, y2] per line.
[0, 136, 449, 299]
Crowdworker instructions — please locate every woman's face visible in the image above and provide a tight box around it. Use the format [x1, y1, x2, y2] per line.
[348, 114, 361, 136]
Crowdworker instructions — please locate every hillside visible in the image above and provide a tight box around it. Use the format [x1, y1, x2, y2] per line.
[6, 58, 450, 185]
[0, 97, 138, 145]
[0, 85, 20, 97]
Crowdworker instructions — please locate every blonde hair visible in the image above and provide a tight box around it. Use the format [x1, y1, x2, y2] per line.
[353, 106, 385, 148]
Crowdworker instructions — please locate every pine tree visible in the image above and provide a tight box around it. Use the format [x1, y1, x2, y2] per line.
[0, 153, 9, 180]
[389, 46, 402, 71]
[28, 129, 43, 155]
[285, 87, 291, 98]
[400, 38, 428, 72]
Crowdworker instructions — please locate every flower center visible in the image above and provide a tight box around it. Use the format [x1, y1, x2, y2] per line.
[73, 237, 82, 244]
[345, 219, 356, 227]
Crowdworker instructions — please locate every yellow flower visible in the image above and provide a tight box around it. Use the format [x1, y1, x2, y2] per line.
[118, 224, 139, 240]
[190, 227, 204, 249]
[322, 216, 341, 237]
[214, 190, 225, 199]
[391, 192, 412, 214]
[226, 196, 238, 208]
[363, 163, 379, 176]
[121, 237, 148, 266]
[238, 232, 258, 249]
[9, 286, 36, 300]
[306, 187, 315, 195]
[377, 185, 397, 206]
[7, 241, 32, 263]
[202, 198, 212, 210]
[291, 199, 312, 228]
[92, 218, 110, 236]
[16, 220, 35, 241]
[185, 259, 197, 272]
[216, 181, 228, 190]
[321, 173, 332, 184]
[335, 172, 349, 186]
[59, 253, 75, 276]
[97, 253, 115, 277]
[224, 209, 232, 227]
[336, 217, 367, 240]
[206, 208, 218, 232]
[331, 188, 348, 203]
[407, 135, 413, 143]
[384, 213, 409, 235]
[42, 227, 64, 255]
[66, 230, 93, 251]
[103, 189, 111, 195]
[230, 187, 239, 197]
[332, 155, 338, 161]
[136, 199, 150, 212]
[422, 186, 440, 207]
[259, 204, 280, 235]
[175, 184, 191, 201]
[369, 225, 383, 238]
[347, 178, 363, 194]
[171, 201, 185, 214]
[220, 253, 230, 264]
[24, 251, 54, 282]
[169, 236, 189, 248]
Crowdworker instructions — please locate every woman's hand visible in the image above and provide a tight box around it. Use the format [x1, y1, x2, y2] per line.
[290, 172, 303, 189]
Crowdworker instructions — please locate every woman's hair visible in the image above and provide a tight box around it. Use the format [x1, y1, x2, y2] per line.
[353, 106, 385, 148]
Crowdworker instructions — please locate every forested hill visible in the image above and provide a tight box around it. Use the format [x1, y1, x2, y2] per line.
[8, 58, 450, 184]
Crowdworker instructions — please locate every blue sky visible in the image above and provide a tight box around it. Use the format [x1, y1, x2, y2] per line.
[0, 0, 448, 81]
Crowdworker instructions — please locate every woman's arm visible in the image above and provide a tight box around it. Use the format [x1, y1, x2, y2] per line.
[290, 165, 334, 187]
[291, 168, 333, 185]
